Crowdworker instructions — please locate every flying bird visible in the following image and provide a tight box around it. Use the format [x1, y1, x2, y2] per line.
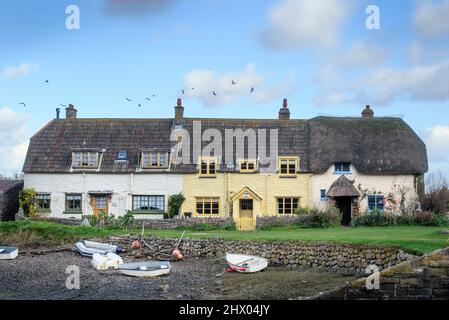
[60, 104, 67, 107]
[19, 102, 26, 107]
[250, 87, 255, 93]
[213, 91, 217, 96]
[181, 89, 185, 95]
[191, 88, 195, 90]
[145, 98, 151, 101]
[231, 80, 237, 85]
[45, 80, 49, 83]
[152, 94, 156, 97]
[126, 98, 133, 102]
[138, 104, 142, 107]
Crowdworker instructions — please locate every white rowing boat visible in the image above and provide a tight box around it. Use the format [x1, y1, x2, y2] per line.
[226, 253, 268, 273]
[119, 261, 171, 278]
[0, 246, 18, 260]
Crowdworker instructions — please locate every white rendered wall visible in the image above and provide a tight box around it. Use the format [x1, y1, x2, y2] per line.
[24, 173, 183, 219]
[311, 164, 418, 213]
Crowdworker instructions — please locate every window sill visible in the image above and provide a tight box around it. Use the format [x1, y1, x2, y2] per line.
[333, 172, 352, 174]
[131, 210, 165, 215]
[199, 175, 217, 179]
[63, 210, 83, 214]
[279, 174, 298, 178]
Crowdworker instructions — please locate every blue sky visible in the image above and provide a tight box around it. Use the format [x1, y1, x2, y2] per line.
[0, 0, 448, 178]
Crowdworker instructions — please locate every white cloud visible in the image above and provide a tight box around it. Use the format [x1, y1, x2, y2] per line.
[422, 124, 449, 180]
[0, 107, 29, 176]
[2, 63, 37, 79]
[259, 0, 353, 49]
[183, 64, 297, 107]
[357, 60, 449, 105]
[335, 42, 388, 68]
[414, 0, 449, 38]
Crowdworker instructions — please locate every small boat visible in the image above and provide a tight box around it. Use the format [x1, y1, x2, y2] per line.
[0, 246, 18, 260]
[74, 240, 124, 258]
[119, 261, 171, 278]
[91, 253, 123, 270]
[226, 253, 268, 273]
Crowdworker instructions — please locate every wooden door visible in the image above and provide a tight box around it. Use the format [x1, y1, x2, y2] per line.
[93, 195, 108, 216]
[238, 199, 254, 231]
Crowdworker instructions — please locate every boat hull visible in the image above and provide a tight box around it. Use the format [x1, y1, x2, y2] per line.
[74, 240, 124, 258]
[0, 247, 18, 260]
[226, 253, 268, 273]
[119, 261, 171, 278]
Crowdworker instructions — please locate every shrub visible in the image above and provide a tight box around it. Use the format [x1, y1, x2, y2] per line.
[294, 207, 314, 215]
[415, 211, 449, 226]
[419, 171, 449, 214]
[19, 188, 37, 217]
[168, 193, 185, 219]
[295, 207, 341, 228]
[351, 209, 395, 227]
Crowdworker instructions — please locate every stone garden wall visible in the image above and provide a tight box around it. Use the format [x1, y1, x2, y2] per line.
[316, 247, 449, 299]
[111, 236, 411, 274]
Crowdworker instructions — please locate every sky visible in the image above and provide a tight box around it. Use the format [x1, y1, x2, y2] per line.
[0, 0, 448, 178]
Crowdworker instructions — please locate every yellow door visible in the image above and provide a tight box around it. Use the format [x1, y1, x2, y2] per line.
[238, 199, 254, 231]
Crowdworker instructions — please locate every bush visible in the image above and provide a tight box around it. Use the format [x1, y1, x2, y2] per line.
[168, 193, 185, 219]
[294, 207, 314, 215]
[19, 188, 37, 217]
[415, 211, 449, 226]
[295, 207, 341, 228]
[351, 209, 395, 227]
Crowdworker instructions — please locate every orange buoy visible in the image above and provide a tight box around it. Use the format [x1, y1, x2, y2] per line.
[131, 240, 141, 250]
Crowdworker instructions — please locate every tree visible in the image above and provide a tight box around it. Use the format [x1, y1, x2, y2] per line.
[420, 171, 449, 214]
[19, 188, 37, 217]
[168, 193, 185, 219]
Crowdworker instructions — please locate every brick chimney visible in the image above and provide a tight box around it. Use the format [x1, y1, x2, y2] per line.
[361, 105, 374, 118]
[65, 104, 77, 120]
[174, 98, 184, 125]
[278, 98, 290, 120]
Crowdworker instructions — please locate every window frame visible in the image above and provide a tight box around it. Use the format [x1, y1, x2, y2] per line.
[64, 193, 82, 213]
[278, 157, 299, 176]
[72, 152, 100, 169]
[198, 157, 218, 176]
[334, 162, 351, 174]
[320, 189, 327, 201]
[141, 152, 169, 169]
[367, 195, 385, 212]
[35, 193, 51, 212]
[238, 159, 257, 173]
[277, 197, 300, 214]
[195, 197, 220, 215]
[132, 195, 165, 213]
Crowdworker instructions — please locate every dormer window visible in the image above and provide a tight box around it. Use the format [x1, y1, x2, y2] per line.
[334, 162, 351, 173]
[239, 160, 257, 173]
[199, 157, 217, 176]
[142, 152, 168, 168]
[72, 151, 100, 168]
[278, 157, 299, 176]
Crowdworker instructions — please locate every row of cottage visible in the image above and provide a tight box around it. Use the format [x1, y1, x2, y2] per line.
[22, 99, 428, 230]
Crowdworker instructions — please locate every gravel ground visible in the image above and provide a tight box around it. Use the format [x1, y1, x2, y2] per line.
[0, 249, 357, 300]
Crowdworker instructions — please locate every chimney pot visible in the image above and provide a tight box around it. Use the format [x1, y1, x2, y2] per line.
[362, 105, 374, 118]
[279, 98, 291, 120]
[174, 98, 184, 125]
[65, 104, 77, 120]
[56, 108, 60, 119]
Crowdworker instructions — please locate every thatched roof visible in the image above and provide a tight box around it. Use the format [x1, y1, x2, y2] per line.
[308, 117, 428, 175]
[22, 113, 428, 175]
[326, 175, 360, 198]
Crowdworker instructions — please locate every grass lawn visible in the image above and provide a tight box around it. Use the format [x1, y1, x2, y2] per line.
[1, 220, 448, 255]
